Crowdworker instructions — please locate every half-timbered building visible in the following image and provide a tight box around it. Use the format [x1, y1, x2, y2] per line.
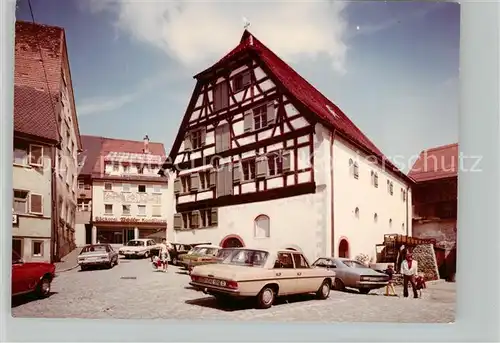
[160, 30, 414, 262]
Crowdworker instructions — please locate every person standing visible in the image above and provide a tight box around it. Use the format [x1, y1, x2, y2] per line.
[384, 264, 397, 296]
[159, 238, 169, 273]
[401, 253, 418, 298]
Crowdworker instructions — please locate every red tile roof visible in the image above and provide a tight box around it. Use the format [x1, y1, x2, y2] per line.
[79, 135, 167, 181]
[191, 30, 411, 183]
[408, 143, 458, 182]
[14, 85, 59, 144]
[14, 21, 82, 149]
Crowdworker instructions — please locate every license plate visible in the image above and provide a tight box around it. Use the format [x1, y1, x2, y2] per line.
[88, 257, 98, 261]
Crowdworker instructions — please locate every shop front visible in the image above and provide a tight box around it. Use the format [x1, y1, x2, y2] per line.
[91, 216, 167, 245]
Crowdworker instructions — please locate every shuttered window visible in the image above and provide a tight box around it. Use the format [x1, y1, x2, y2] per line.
[13, 190, 29, 214]
[242, 159, 256, 181]
[253, 104, 267, 130]
[232, 71, 251, 92]
[152, 205, 162, 217]
[267, 152, 283, 176]
[215, 124, 230, 153]
[216, 165, 233, 197]
[29, 193, 43, 214]
[213, 81, 229, 111]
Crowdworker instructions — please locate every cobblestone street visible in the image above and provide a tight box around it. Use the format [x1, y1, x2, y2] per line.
[11, 258, 455, 323]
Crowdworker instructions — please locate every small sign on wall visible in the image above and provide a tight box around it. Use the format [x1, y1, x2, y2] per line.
[13, 214, 18, 226]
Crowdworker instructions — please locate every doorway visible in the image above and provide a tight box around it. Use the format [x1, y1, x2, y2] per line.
[338, 239, 350, 258]
[220, 235, 244, 248]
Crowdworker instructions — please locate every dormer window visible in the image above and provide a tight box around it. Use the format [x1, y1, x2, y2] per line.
[232, 71, 251, 93]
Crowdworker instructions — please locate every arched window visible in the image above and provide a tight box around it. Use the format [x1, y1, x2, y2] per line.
[374, 172, 379, 188]
[389, 218, 393, 227]
[389, 182, 394, 195]
[353, 162, 359, 179]
[374, 213, 378, 223]
[354, 207, 360, 218]
[402, 223, 405, 232]
[254, 215, 270, 238]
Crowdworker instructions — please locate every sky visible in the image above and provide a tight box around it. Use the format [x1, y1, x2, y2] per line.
[15, 0, 460, 172]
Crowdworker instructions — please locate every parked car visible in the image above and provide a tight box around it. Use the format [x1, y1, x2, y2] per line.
[179, 245, 221, 272]
[150, 243, 194, 265]
[78, 244, 119, 270]
[312, 257, 389, 294]
[189, 248, 335, 309]
[11, 251, 56, 298]
[118, 239, 159, 259]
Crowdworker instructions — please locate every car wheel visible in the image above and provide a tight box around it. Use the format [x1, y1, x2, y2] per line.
[107, 261, 113, 269]
[359, 288, 370, 295]
[115, 257, 119, 266]
[80, 265, 87, 271]
[316, 280, 331, 300]
[36, 277, 51, 298]
[172, 257, 178, 266]
[334, 278, 345, 291]
[256, 286, 275, 309]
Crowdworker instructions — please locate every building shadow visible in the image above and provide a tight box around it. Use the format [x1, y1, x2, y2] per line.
[11, 292, 58, 308]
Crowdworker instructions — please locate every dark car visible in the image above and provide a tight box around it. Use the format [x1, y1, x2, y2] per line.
[168, 243, 194, 266]
[11, 251, 56, 298]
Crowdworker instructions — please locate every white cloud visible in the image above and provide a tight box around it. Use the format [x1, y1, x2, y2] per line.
[87, 0, 349, 74]
[77, 70, 179, 116]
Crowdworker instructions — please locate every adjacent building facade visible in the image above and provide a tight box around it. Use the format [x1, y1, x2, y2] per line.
[76, 135, 170, 246]
[161, 30, 413, 263]
[13, 21, 82, 262]
[409, 143, 458, 279]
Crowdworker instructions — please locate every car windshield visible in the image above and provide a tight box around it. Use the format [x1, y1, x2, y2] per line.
[81, 245, 108, 253]
[342, 260, 369, 268]
[126, 240, 144, 247]
[221, 249, 268, 267]
[217, 248, 234, 259]
[195, 247, 218, 255]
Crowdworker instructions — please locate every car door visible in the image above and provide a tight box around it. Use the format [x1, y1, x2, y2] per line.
[107, 245, 116, 261]
[273, 252, 298, 295]
[292, 253, 318, 293]
[11, 251, 25, 295]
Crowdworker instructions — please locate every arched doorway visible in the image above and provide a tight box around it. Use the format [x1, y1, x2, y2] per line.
[220, 234, 245, 248]
[286, 247, 297, 251]
[338, 239, 350, 258]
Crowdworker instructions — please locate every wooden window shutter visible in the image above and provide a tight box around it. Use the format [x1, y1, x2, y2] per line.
[242, 71, 251, 86]
[282, 150, 292, 172]
[173, 178, 182, 195]
[173, 213, 182, 229]
[201, 128, 207, 146]
[209, 169, 216, 188]
[222, 124, 231, 151]
[184, 134, 192, 151]
[221, 81, 229, 108]
[216, 167, 226, 198]
[215, 126, 223, 153]
[191, 210, 200, 229]
[233, 163, 241, 184]
[266, 102, 276, 126]
[243, 111, 253, 132]
[224, 167, 233, 195]
[211, 208, 218, 226]
[256, 156, 267, 179]
[30, 194, 43, 214]
[190, 173, 199, 192]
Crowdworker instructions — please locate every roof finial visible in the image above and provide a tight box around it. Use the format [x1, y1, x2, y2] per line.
[242, 16, 251, 30]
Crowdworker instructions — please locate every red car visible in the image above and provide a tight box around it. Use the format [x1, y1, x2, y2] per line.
[11, 250, 56, 298]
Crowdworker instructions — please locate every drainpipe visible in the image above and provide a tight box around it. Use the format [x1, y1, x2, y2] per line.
[406, 184, 410, 236]
[50, 146, 58, 263]
[330, 129, 336, 257]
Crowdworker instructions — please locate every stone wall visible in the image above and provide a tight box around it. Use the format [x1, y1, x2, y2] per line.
[412, 244, 440, 281]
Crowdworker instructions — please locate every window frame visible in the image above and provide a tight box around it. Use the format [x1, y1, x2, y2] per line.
[152, 205, 162, 217]
[104, 183, 113, 191]
[13, 147, 28, 165]
[13, 189, 29, 214]
[32, 240, 44, 257]
[242, 159, 256, 181]
[138, 184, 146, 193]
[137, 204, 147, 216]
[29, 144, 44, 167]
[252, 104, 267, 130]
[29, 193, 43, 215]
[267, 153, 283, 177]
[104, 204, 113, 215]
[122, 204, 131, 216]
[122, 183, 131, 192]
[153, 185, 162, 194]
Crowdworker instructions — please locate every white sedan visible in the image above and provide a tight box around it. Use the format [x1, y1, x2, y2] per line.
[118, 239, 159, 259]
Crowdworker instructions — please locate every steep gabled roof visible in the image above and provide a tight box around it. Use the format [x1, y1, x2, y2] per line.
[79, 135, 167, 180]
[409, 143, 458, 182]
[170, 30, 411, 184]
[14, 85, 59, 144]
[14, 20, 83, 150]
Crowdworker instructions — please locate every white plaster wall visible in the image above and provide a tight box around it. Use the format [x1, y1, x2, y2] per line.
[174, 192, 327, 263]
[332, 137, 412, 262]
[74, 223, 86, 247]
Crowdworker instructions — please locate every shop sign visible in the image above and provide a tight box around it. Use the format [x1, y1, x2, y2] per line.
[13, 214, 18, 225]
[95, 216, 166, 224]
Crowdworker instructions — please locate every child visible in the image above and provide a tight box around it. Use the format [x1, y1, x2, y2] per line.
[384, 264, 397, 297]
[414, 273, 427, 298]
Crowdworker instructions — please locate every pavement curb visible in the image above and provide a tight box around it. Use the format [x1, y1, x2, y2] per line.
[56, 264, 79, 273]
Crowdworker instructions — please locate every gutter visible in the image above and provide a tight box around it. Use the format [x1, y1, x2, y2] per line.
[330, 130, 337, 257]
[406, 184, 410, 236]
[50, 146, 59, 263]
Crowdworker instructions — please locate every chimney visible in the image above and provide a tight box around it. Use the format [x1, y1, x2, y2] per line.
[143, 135, 150, 154]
